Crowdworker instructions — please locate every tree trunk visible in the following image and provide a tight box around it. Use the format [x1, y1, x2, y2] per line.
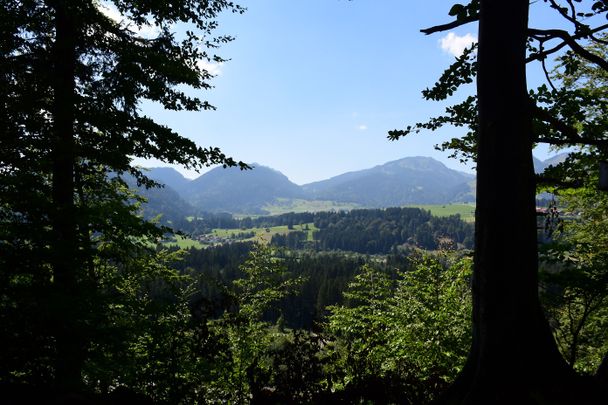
[440, 1, 603, 403]
[50, 1, 83, 393]
[597, 353, 608, 383]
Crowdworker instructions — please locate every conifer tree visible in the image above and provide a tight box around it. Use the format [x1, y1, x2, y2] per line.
[1, 0, 245, 394]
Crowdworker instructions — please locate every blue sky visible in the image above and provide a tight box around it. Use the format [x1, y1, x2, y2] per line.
[132, 1, 567, 185]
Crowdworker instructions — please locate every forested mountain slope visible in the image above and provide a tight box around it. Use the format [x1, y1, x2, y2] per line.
[302, 156, 475, 206]
[142, 155, 564, 215]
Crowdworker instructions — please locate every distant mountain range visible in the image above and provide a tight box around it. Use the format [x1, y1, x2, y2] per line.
[138, 154, 565, 216]
[302, 157, 475, 207]
[533, 153, 569, 174]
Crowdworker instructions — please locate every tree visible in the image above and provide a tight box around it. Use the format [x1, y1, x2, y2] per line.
[326, 264, 395, 394]
[458, 3, 569, 402]
[540, 186, 608, 372]
[390, 1, 608, 402]
[202, 243, 303, 403]
[388, 254, 472, 388]
[1, 0, 245, 395]
[532, 38, 608, 375]
[326, 253, 472, 404]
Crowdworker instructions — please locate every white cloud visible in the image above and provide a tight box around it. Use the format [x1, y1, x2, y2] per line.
[439, 32, 477, 57]
[98, 3, 123, 23]
[357, 124, 368, 131]
[197, 60, 224, 76]
[135, 24, 161, 39]
[97, 2, 160, 39]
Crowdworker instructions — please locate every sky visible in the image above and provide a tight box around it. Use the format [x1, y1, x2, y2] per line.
[130, 1, 570, 185]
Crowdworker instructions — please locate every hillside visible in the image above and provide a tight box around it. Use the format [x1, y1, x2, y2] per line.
[534, 152, 569, 174]
[182, 164, 305, 214]
[123, 174, 194, 224]
[145, 166, 192, 193]
[302, 156, 475, 206]
[140, 155, 564, 215]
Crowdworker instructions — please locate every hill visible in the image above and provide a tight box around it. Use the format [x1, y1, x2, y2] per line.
[182, 164, 305, 214]
[302, 156, 475, 206]
[138, 154, 566, 215]
[145, 166, 192, 193]
[534, 152, 570, 174]
[123, 173, 194, 224]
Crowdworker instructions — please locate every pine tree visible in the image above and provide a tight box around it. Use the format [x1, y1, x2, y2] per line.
[1, 0, 245, 394]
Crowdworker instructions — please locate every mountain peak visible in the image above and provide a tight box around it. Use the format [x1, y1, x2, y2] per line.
[303, 156, 475, 206]
[534, 153, 570, 174]
[381, 156, 454, 172]
[145, 167, 191, 191]
[183, 164, 304, 214]
[141, 156, 478, 214]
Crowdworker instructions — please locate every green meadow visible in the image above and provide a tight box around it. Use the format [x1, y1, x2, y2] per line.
[211, 223, 318, 243]
[262, 198, 361, 215]
[163, 234, 205, 249]
[406, 203, 475, 222]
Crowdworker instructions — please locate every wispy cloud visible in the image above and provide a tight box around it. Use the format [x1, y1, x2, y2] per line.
[357, 124, 368, 131]
[197, 60, 224, 76]
[439, 32, 477, 57]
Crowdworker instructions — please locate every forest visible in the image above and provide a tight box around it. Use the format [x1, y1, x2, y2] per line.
[2, 0, 608, 404]
[174, 207, 474, 252]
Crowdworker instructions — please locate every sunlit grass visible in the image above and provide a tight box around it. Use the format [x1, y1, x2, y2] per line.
[210, 223, 317, 244]
[263, 198, 361, 215]
[406, 203, 475, 222]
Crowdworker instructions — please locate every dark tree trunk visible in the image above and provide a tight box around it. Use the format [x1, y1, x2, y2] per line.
[50, 1, 83, 393]
[440, 1, 604, 403]
[597, 353, 608, 383]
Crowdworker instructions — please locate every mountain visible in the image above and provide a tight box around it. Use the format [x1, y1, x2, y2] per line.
[145, 167, 192, 193]
[138, 183, 195, 223]
[302, 157, 475, 206]
[182, 164, 305, 214]
[542, 152, 569, 168]
[534, 153, 570, 174]
[123, 171, 194, 224]
[138, 154, 570, 215]
[533, 156, 546, 174]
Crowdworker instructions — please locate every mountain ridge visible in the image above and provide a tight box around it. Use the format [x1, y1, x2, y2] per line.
[142, 155, 564, 215]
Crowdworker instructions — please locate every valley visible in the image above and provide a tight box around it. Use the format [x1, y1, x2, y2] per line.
[141, 156, 477, 217]
[140, 154, 564, 220]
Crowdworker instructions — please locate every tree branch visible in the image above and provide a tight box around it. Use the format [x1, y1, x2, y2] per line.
[528, 27, 608, 71]
[590, 34, 608, 46]
[536, 175, 582, 188]
[421, 15, 478, 35]
[540, 43, 558, 92]
[532, 104, 608, 148]
[527, 40, 569, 63]
[537, 137, 608, 148]
[548, 0, 580, 31]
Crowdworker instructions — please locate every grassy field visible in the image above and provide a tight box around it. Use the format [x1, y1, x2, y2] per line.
[164, 204, 473, 250]
[263, 199, 475, 221]
[406, 203, 475, 222]
[164, 234, 205, 249]
[262, 198, 361, 215]
[211, 223, 318, 243]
